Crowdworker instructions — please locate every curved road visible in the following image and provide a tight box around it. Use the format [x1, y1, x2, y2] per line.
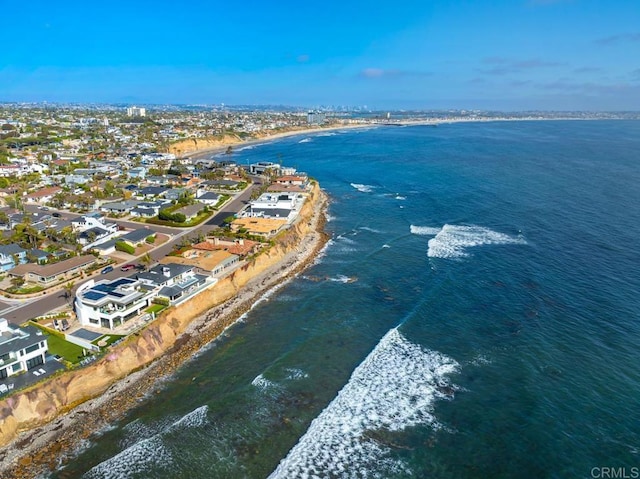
[3, 179, 262, 325]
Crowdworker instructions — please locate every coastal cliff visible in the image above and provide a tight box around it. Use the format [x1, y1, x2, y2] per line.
[168, 134, 242, 156]
[0, 183, 327, 475]
[167, 123, 346, 157]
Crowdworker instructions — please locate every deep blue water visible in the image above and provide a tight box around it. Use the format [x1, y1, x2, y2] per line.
[53, 120, 640, 478]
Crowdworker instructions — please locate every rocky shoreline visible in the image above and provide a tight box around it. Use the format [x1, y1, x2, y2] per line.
[0, 187, 330, 479]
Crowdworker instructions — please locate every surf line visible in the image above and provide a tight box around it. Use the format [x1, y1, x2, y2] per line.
[269, 300, 460, 478]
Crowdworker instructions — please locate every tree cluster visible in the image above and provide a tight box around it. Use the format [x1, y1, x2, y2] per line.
[158, 209, 186, 223]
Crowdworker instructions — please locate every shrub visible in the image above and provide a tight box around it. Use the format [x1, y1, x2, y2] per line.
[158, 209, 186, 223]
[145, 235, 156, 244]
[115, 241, 135, 254]
[152, 296, 170, 306]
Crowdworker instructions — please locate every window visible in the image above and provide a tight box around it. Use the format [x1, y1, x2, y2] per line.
[25, 344, 40, 355]
[26, 356, 44, 370]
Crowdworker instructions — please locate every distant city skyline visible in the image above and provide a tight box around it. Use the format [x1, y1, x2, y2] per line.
[1, 0, 639, 111]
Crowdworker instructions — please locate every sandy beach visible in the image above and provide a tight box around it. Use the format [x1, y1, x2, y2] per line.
[0, 184, 330, 478]
[176, 121, 378, 159]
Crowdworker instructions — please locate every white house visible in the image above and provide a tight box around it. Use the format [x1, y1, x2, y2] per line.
[195, 189, 220, 206]
[250, 193, 298, 210]
[72, 213, 119, 248]
[71, 212, 117, 234]
[128, 167, 147, 179]
[136, 263, 208, 304]
[239, 192, 303, 221]
[0, 319, 48, 380]
[74, 277, 155, 330]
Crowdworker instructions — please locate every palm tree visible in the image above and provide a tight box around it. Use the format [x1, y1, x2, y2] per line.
[63, 281, 75, 303]
[140, 253, 153, 271]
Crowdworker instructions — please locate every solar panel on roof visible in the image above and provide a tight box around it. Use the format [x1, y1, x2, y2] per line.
[84, 291, 106, 301]
[94, 284, 115, 293]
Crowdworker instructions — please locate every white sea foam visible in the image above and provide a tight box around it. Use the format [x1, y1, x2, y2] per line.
[410, 225, 442, 236]
[358, 226, 383, 234]
[298, 137, 313, 143]
[236, 144, 261, 151]
[382, 244, 391, 248]
[470, 354, 493, 366]
[269, 329, 459, 478]
[328, 275, 357, 284]
[285, 368, 310, 380]
[311, 239, 333, 265]
[350, 183, 374, 193]
[85, 406, 209, 479]
[318, 132, 336, 137]
[252, 373, 280, 391]
[427, 224, 527, 259]
[237, 281, 288, 321]
[171, 405, 209, 429]
[84, 437, 172, 479]
[336, 234, 357, 245]
[395, 195, 407, 200]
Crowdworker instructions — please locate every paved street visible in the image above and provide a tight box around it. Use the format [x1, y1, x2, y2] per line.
[1, 179, 262, 325]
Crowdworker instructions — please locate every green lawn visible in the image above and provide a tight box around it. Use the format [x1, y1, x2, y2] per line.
[44, 333, 86, 364]
[145, 304, 166, 315]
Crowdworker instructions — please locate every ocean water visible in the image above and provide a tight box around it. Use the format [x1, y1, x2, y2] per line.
[52, 121, 640, 478]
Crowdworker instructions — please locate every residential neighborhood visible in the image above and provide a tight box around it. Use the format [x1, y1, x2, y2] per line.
[0, 103, 317, 397]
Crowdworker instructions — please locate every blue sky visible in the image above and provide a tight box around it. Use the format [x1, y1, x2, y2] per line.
[1, 0, 639, 110]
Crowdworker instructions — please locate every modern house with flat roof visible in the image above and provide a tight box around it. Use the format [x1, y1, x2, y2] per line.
[160, 249, 239, 277]
[0, 318, 48, 380]
[74, 277, 155, 330]
[134, 263, 209, 304]
[238, 192, 302, 221]
[249, 161, 281, 175]
[230, 217, 288, 237]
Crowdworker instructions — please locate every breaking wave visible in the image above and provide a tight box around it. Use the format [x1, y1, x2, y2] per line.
[411, 224, 526, 258]
[269, 329, 459, 478]
[252, 374, 281, 391]
[410, 225, 442, 236]
[84, 406, 209, 479]
[350, 183, 374, 193]
[427, 224, 527, 258]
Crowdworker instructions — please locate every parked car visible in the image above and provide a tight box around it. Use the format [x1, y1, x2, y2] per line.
[120, 264, 136, 271]
[52, 212, 61, 218]
[101, 266, 114, 274]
